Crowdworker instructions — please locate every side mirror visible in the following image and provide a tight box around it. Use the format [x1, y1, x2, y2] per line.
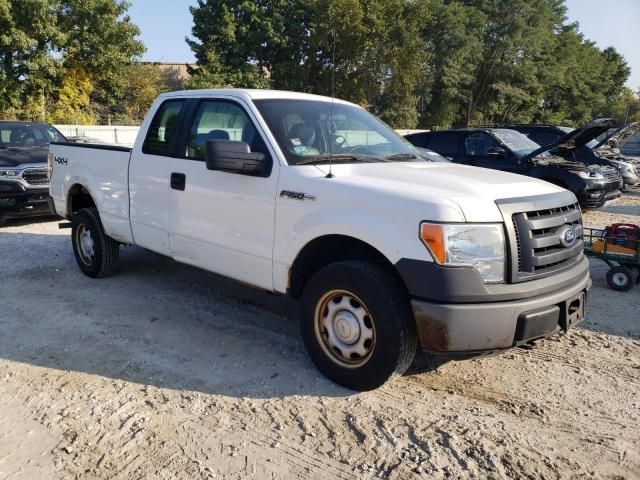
[487, 146, 506, 157]
[205, 140, 266, 175]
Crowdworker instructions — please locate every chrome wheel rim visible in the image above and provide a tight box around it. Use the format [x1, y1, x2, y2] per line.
[314, 290, 376, 368]
[612, 272, 628, 287]
[76, 224, 95, 265]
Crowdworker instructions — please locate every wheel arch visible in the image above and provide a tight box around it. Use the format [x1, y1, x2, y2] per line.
[287, 234, 408, 299]
[66, 183, 97, 219]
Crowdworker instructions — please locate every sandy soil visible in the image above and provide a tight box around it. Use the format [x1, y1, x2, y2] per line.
[0, 193, 639, 479]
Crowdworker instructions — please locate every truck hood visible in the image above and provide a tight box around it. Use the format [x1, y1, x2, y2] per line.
[0, 145, 49, 167]
[318, 162, 565, 222]
[523, 118, 617, 161]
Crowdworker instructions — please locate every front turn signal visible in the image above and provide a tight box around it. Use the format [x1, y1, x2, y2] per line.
[420, 223, 446, 264]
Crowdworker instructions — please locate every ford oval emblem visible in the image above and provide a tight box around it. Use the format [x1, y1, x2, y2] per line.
[559, 226, 577, 247]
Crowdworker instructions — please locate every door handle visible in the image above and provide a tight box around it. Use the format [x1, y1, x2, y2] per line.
[170, 172, 186, 191]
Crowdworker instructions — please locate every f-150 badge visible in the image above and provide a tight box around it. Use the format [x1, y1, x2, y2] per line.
[280, 190, 316, 201]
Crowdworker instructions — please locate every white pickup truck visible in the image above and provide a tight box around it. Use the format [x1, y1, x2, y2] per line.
[48, 89, 590, 390]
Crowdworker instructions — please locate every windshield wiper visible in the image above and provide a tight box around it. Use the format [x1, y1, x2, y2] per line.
[383, 153, 418, 162]
[296, 154, 384, 166]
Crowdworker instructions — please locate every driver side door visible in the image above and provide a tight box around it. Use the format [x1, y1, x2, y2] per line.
[167, 97, 279, 290]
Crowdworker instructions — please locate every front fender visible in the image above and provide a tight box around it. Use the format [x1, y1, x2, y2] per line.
[272, 205, 436, 293]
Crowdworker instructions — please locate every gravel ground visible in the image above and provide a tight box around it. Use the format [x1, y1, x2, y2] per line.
[0, 193, 639, 480]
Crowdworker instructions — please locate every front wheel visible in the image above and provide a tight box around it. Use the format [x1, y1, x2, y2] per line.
[299, 261, 417, 391]
[71, 207, 120, 278]
[606, 266, 635, 291]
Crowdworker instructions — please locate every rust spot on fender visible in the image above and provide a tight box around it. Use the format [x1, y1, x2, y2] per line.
[411, 301, 451, 352]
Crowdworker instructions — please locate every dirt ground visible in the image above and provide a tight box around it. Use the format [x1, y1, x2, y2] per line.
[0, 192, 639, 480]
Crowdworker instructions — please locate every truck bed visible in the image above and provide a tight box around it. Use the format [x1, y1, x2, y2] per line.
[49, 142, 134, 244]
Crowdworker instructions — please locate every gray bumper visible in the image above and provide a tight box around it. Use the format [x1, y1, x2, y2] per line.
[411, 269, 591, 353]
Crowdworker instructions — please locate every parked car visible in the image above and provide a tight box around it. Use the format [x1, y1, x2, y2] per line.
[405, 126, 623, 209]
[591, 122, 640, 177]
[502, 120, 640, 189]
[49, 89, 590, 390]
[0, 121, 66, 226]
[618, 124, 640, 157]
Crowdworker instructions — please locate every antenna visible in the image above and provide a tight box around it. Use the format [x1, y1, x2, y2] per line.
[326, 30, 336, 179]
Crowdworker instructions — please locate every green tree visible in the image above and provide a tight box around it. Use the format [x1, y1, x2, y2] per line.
[119, 63, 168, 124]
[0, 0, 143, 122]
[0, 0, 62, 119]
[49, 66, 96, 124]
[57, 0, 145, 117]
[188, 0, 428, 127]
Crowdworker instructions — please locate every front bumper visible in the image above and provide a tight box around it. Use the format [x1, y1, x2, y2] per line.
[577, 178, 622, 208]
[410, 266, 591, 354]
[0, 186, 51, 221]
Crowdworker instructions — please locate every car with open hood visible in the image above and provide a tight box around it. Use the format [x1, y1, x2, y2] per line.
[405, 127, 623, 209]
[502, 120, 640, 189]
[0, 121, 66, 225]
[591, 122, 640, 177]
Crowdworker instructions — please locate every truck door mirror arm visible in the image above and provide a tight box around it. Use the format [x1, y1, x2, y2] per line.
[205, 139, 267, 176]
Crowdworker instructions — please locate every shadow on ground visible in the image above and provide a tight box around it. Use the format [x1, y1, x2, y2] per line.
[0, 229, 448, 399]
[598, 204, 640, 216]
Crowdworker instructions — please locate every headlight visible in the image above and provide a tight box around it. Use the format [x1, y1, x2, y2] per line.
[420, 223, 505, 284]
[617, 163, 633, 173]
[0, 169, 20, 179]
[569, 170, 604, 180]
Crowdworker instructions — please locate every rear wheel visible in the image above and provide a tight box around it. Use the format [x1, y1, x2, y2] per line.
[606, 266, 635, 291]
[71, 207, 119, 278]
[299, 261, 417, 391]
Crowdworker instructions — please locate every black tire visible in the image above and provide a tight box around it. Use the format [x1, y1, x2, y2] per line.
[299, 261, 417, 391]
[71, 207, 119, 278]
[606, 266, 635, 292]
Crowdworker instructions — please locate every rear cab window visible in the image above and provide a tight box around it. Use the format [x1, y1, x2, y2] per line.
[142, 100, 185, 156]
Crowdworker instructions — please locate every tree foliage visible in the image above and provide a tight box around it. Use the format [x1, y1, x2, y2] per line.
[188, 0, 632, 128]
[0, 0, 144, 122]
[187, 0, 428, 127]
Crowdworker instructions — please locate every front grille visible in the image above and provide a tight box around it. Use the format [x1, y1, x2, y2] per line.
[497, 193, 584, 283]
[21, 168, 49, 187]
[602, 168, 620, 181]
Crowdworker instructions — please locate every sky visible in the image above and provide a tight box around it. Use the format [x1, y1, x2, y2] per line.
[128, 0, 639, 90]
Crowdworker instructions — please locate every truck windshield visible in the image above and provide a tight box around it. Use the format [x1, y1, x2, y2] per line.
[253, 99, 423, 165]
[492, 129, 546, 158]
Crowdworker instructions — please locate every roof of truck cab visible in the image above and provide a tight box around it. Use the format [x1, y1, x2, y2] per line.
[158, 88, 356, 106]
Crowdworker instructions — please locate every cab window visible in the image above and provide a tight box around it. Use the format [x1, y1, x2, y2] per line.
[185, 100, 270, 162]
[143, 100, 185, 156]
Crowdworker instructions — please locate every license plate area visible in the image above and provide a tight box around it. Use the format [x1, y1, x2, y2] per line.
[561, 292, 585, 331]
